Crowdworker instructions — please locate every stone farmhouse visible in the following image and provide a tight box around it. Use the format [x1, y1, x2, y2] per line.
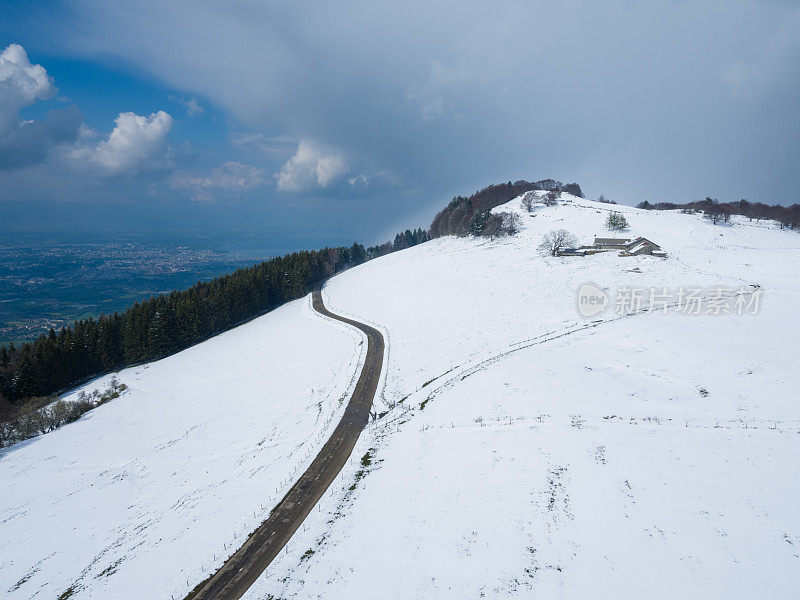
[558, 236, 666, 258]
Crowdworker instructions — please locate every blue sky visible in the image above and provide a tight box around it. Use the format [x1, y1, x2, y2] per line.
[1, 0, 799, 247]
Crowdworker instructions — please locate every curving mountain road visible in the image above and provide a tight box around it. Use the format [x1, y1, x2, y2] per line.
[186, 289, 384, 600]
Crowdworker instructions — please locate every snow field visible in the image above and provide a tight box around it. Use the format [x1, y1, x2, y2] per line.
[0, 296, 365, 600]
[246, 194, 800, 599]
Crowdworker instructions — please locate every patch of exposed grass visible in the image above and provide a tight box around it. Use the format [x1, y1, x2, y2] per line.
[360, 450, 373, 468]
[10, 570, 37, 591]
[300, 548, 315, 562]
[58, 587, 77, 600]
[348, 449, 376, 491]
[95, 558, 124, 579]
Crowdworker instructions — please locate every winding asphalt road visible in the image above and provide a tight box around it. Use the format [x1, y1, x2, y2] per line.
[186, 289, 384, 600]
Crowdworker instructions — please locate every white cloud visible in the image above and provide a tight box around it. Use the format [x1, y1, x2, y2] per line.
[73, 110, 173, 174]
[0, 44, 84, 169]
[0, 43, 56, 133]
[0, 44, 177, 175]
[172, 161, 267, 202]
[276, 140, 348, 192]
[169, 95, 204, 117]
[348, 170, 397, 188]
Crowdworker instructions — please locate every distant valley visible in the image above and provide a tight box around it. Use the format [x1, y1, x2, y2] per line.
[0, 233, 283, 345]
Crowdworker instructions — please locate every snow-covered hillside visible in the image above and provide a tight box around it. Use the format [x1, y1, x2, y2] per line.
[3, 192, 798, 600]
[245, 193, 800, 599]
[0, 299, 367, 600]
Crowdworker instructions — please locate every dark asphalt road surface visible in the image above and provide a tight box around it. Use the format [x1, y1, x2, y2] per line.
[186, 289, 384, 600]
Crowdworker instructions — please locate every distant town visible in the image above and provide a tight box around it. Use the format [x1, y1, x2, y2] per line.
[0, 238, 274, 345]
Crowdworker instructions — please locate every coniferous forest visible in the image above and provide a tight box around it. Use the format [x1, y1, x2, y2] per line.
[0, 230, 429, 410]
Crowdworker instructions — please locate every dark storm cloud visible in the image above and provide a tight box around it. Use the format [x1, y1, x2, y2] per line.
[0, 106, 82, 168]
[50, 0, 800, 210]
[1, 0, 798, 247]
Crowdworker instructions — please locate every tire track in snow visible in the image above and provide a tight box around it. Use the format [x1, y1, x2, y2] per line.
[406, 287, 759, 412]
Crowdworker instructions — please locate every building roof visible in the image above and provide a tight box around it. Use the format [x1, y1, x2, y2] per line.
[594, 237, 632, 245]
[625, 237, 660, 251]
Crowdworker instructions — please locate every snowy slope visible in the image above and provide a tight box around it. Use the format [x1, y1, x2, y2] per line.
[245, 194, 800, 599]
[0, 297, 366, 600]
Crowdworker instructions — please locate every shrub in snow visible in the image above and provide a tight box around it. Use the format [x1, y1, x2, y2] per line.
[539, 229, 579, 256]
[0, 380, 125, 448]
[704, 204, 731, 224]
[542, 191, 560, 206]
[521, 193, 535, 212]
